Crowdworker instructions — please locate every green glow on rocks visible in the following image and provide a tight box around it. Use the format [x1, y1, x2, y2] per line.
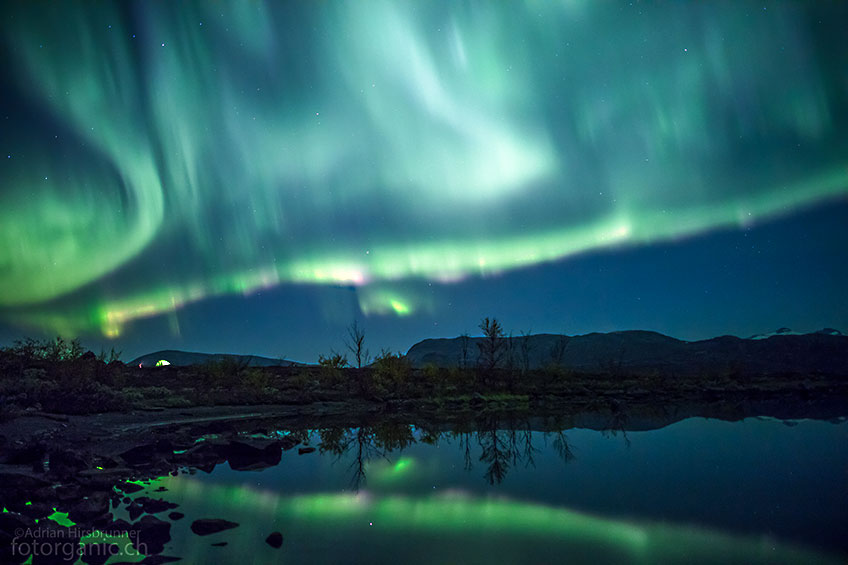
[78, 531, 144, 563]
[45, 509, 75, 527]
[1, 1, 846, 334]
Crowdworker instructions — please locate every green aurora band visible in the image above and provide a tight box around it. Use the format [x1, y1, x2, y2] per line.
[1, 1, 846, 335]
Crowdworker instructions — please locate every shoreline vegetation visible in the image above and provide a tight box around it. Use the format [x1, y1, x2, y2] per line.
[1, 333, 846, 419]
[1, 325, 847, 419]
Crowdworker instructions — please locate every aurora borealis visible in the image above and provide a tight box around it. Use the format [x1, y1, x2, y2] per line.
[1, 1, 846, 359]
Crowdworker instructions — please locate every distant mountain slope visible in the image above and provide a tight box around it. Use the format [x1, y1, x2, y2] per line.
[130, 350, 302, 368]
[405, 329, 848, 376]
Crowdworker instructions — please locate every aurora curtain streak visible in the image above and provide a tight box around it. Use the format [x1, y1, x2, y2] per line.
[1, 1, 846, 336]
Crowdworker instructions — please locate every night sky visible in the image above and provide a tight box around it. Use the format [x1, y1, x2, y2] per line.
[1, 1, 846, 362]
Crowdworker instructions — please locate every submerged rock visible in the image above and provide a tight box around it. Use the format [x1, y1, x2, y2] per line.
[224, 440, 282, 471]
[297, 447, 316, 455]
[190, 518, 239, 536]
[265, 531, 284, 548]
[134, 496, 179, 514]
[107, 518, 132, 532]
[130, 515, 172, 555]
[168, 512, 185, 521]
[127, 501, 144, 521]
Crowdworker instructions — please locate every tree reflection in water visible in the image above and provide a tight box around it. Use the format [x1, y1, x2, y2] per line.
[310, 418, 615, 488]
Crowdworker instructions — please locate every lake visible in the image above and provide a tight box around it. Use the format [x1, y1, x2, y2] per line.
[98, 415, 847, 564]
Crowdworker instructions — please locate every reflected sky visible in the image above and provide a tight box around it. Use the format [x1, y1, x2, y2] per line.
[111, 417, 847, 564]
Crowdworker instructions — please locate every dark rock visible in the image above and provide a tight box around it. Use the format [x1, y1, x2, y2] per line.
[0, 511, 37, 534]
[130, 515, 171, 555]
[20, 501, 53, 519]
[94, 456, 120, 469]
[29, 521, 81, 564]
[107, 518, 132, 533]
[0, 512, 36, 564]
[211, 542, 228, 547]
[81, 543, 121, 565]
[0, 471, 50, 489]
[69, 491, 111, 523]
[77, 467, 134, 485]
[174, 443, 222, 468]
[168, 512, 184, 521]
[118, 481, 145, 494]
[265, 531, 283, 548]
[0, 530, 26, 564]
[119, 442, 171, 467]
[297, 447, 316, 455]
[1, 444, 45, 465]
[127, 501, 144, 521]
[154, 486, 168, 492]
[190, 518, 239, 536]
[91, 513, 113, 529]
[225, 441, 282, 471]
[49, 449, 89, 475]
[135, 496, 179, 514]
[279, 436, 298, 450]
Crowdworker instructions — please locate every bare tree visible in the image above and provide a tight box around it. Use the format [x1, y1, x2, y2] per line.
[478, 427, 510, 485]
[549, 334, 569, 367]
[477, 317, 505, 371]
[344, 320, 370, 368]
[548, 430, 576, 463]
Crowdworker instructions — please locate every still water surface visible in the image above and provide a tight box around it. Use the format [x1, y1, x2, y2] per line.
[121, 417, 847, 564]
